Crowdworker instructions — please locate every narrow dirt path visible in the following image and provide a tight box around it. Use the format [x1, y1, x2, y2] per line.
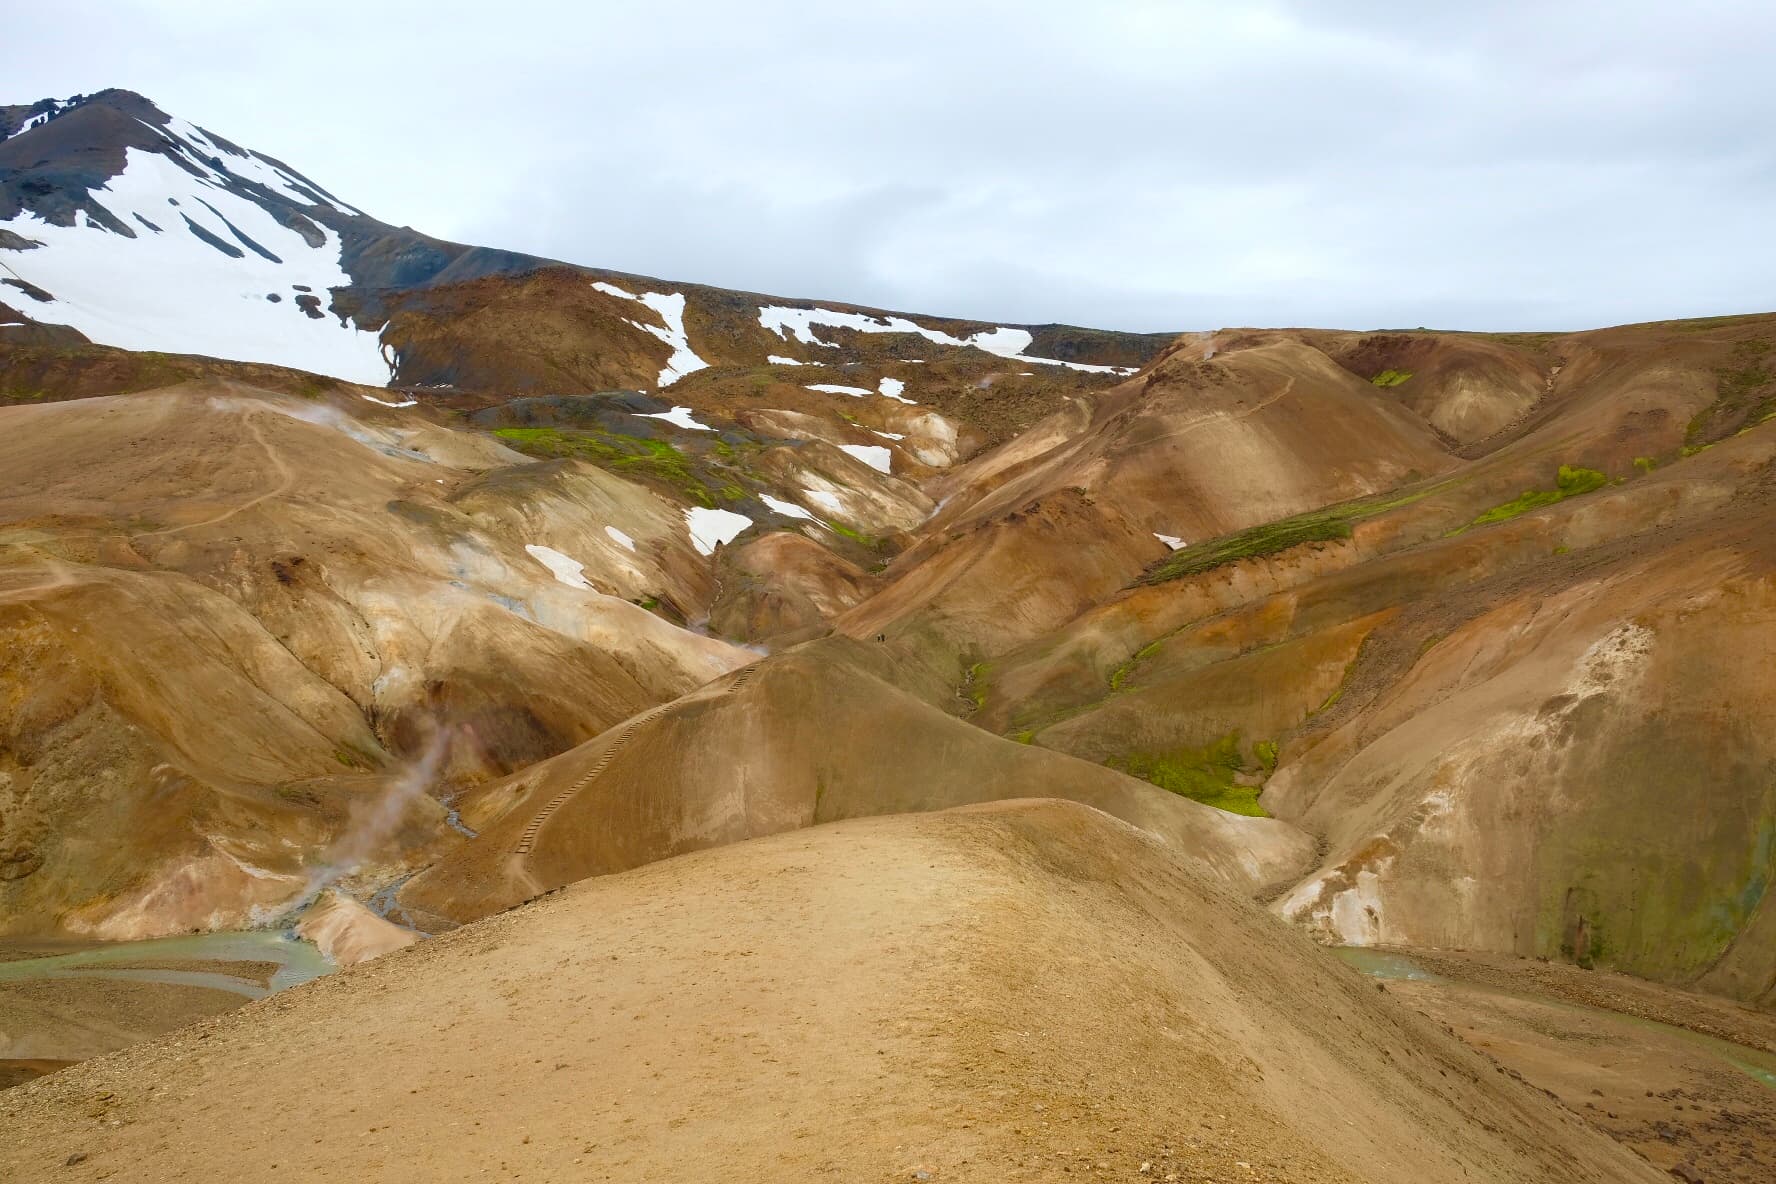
[0, 551, 78, 602]
[134, 413, 294, 540]
[1143, 374, 1297, 450]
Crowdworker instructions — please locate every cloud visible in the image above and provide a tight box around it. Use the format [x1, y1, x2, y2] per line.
[5, 0, 1774, 331]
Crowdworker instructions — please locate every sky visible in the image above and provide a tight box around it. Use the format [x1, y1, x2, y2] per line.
[6, 0, 1774, 333]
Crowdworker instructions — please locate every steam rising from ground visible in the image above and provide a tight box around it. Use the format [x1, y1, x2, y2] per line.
[299, 727, 452, 903]
[205, 394, 431, 461]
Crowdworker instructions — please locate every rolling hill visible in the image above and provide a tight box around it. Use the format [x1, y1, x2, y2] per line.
[3, 83, 1774, 1183]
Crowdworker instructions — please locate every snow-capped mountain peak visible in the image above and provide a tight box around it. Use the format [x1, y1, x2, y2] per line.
[0, 90, 389, 383]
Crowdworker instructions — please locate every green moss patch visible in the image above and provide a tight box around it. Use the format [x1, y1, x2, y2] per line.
[1684, 339, 1776, 446]
[1370, 369, 1413, 387]
[1107, 638, 1165, 691]
[493, 425, 733, 508]
[823, 519, 879, 548]
[1143, 480, 1450, 585]
[1108, 734, 1270, 817]
[962, 662, 990, 712]
[1459, 464, 1606, 531]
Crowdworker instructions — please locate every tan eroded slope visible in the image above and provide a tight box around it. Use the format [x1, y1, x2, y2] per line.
[396, 641, 1313, 925]
[0, 381, 752, 938]
[0, 802, 1661, 1184]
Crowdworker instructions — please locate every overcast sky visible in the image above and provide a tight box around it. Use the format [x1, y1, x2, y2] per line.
[7, 0, 1774, 332]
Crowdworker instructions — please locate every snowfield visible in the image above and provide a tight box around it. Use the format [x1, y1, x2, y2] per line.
[760, 493, 816, 521]
[640, 405, 714, 432]
[1154, 533, 1185, 550]
[525, 544, 593, 589]
[758, 305, 1136, 374]
[163, 116, 362, 215]
[683, 506, 752, 556]
[877, 377, 916, 404]
[806, 383, 874, 398]
[0, 142, 390, 384]
[838, 444, 892, 473]
[604, 525, 637, 552]
[592, 282, 709, 387]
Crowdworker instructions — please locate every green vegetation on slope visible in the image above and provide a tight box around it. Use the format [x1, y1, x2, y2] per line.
[1533, 721, 1776, 982]
[960, 662, 990, 713]
[1142, 480, 1452, 585]
[1107, 639, 1165, 691]
[1108, 734, 1270, 817]
[823, 519, 880, 549]
[1684, 338, 1776, 446]
[493, 425, 731, 508]
[1458, 465, 1606, 532]
[1254, 739, 1279, 772]
[1370, 369, 1413, 387]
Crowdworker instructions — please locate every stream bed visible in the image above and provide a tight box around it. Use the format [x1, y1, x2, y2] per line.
[1334, 945, 1776, 1091]
[0, 929, 334, 1000]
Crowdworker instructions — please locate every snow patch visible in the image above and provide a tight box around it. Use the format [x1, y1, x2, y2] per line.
[760, 493, 816, 521]
[1154, 533, 1185, 550]
[161, 116, 360, 214]
[361, 393, 418, 409]
[604, 525, 636, 552]
[683, 506, 752, 555]
[525, 544, 591, 590]
[873, 430, 907, 441]
[593, 281, 709, 387]
[757, 305, 1137, 374]
[640, 405, 714, 432]
[803, 488, 845, 516]
[767, 355, 806, 366]
[839, 444, 892, 473]
[806, 383, 874, 398]
[877, 376, 916, 404]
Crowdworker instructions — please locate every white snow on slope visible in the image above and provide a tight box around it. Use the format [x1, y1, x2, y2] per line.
[760, 493, 816, 521]
[806, 383, 874, 398]
[1154, 533, 1185, 550]
[13, 101, 79, 139]
[525, 544, 592, 589]
[163, 116, 362, 214]
[592, 281, 709, 387]
[803, 489, 845, 515]
[361, 393, 418, 409]
[0, 146, 390, 384]
[758, 305, 1137, 374]
[641, 405, 714, 431]
[683, 506, 752, 555]
[767, 355, 806, 366]
[838, 444, 892, 473]
[873, 430, 906, 441]
[878, 376, 916, 404]
[604, 525, 636, 552]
